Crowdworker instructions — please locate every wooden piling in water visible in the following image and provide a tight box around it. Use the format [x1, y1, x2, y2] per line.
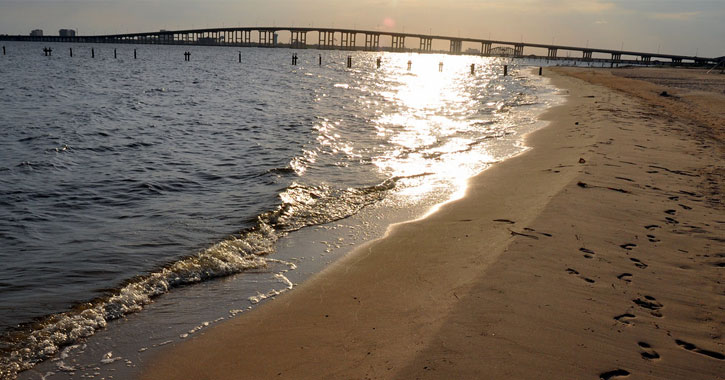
[503, 65, 508, 76]
[376, 57, 381, 68]
[134, 49, 137, 59]
[114, 48, 117, 59]
[69, 47, 73, 57]
[471, 63, 475, 75]
[239, 52, 241, 63]
[2, 46, 5, 55]
[91, 48, 94, 58]
[539, 67, 542, 75]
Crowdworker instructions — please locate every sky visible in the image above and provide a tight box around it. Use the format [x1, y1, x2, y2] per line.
[1, 0, 723, 58]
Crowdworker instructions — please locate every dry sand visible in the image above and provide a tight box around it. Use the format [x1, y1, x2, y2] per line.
[141, 67, 724, 380]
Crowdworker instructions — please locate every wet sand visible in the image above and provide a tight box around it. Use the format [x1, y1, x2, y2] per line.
[141, 67, 724, 379]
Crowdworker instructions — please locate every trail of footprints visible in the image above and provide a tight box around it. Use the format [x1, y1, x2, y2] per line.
[603, 213, 724, 378]
[524, 171, 720, 379]
[582, 99, 720, 380]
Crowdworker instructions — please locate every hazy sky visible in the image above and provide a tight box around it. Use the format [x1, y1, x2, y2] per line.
[1, 0, 723, 57]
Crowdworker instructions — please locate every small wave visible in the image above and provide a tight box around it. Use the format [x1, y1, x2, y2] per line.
[0, 176, 403, 379]
[124, 141, 154, 149]
[0, 224, 272, 378]
[266, 179, 397, 232]
[267, 166, 296, 175]
[17, 135, 46, 143]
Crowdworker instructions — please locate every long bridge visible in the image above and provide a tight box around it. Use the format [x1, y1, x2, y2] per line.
[1, 26, 720, 65]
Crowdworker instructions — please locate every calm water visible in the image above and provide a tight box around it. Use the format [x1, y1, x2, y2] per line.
[0, 42, 559, 378]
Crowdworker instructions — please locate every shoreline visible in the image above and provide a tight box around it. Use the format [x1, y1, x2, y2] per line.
[8, 61, 558, 380]
[141, 67, 723, 379]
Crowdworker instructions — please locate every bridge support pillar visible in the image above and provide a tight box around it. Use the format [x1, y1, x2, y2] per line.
[392, 35, 405, 51]
[611, 53, 622, 62]
[641, 55, 651, 63]
[449, 39, 462, 54]
[547, 48, 557, 59]
[340, 32, 356, 48]
[319, 31, 334, 48]
[419, 37, 432, 52]
[481, 42, 492, 56]
[514, 43, 524, 57]
[259, 30, 275, 46]
[364, 33, 380, 50]
[583, 50, 593, 60]
[291, 31, 307, 48]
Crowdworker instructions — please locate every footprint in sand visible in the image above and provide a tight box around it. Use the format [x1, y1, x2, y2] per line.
[674, 339, 725, 360]
[599, 369, 630, 379]
[638, 342, 660, 360]
[620, 243, 637, 250]
[644, 225, 660, 230]
[680, 190, 700, 197]
[646, 234, 660, 243]
[493, 219, 515, 224]
[614, 313, 636, 325]
[566, 268, 596, 283]
[665, 217, 679, 225]
[510, 228, 553, 239]
[617, 273, 633, 282]
[633, 296, 663, 317]
[580, 247, 595, 259]
[510, 230, 539, 239]
[664, 209, 677, 215]
[629, 258, 647, 269]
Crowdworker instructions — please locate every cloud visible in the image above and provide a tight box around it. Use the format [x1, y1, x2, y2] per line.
[647, 11, 701, 21]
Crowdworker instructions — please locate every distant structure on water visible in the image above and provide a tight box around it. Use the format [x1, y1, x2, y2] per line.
[490, 47, 515, 57]
[30, 29, 43, 37]
[1, 26, 718, 65]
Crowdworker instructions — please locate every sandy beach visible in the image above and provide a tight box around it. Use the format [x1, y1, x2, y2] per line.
[141, 67, 724, 380]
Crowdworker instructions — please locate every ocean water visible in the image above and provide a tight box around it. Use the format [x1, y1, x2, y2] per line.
[0, 42, 560, 378]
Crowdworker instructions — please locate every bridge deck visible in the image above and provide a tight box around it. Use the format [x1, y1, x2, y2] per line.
[1, 27, 718, 65]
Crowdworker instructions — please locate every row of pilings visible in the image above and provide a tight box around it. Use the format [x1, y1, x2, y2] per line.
[4, 45, 545, 76]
